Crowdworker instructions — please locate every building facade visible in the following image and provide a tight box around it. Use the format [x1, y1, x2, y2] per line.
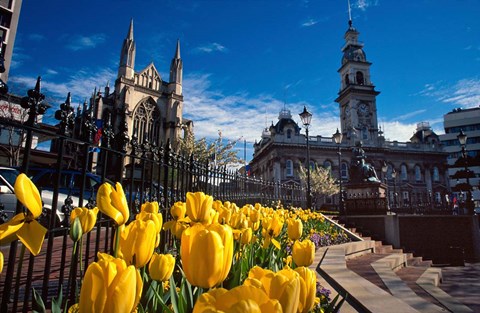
[439, 107, 480, 211]
[0, 0, 22, 83]
[250, 20, 449, 211]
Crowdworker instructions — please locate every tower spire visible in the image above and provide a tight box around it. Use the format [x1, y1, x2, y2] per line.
[348, 0, 353, 27]
[169, 39, 183, 90]
[118, 19, 136, 79]
[127, 18, 134, 40]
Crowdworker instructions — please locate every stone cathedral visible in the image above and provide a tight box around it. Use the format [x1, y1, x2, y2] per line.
[77, 20, 192, 179]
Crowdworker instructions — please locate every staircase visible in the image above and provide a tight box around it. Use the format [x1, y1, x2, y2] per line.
[313, 216, 476, 312]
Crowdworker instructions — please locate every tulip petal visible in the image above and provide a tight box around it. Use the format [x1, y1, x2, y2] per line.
[14, 174, 42, 218]
[80, 262, 107, 313]
[97, 184, 127, 225]
[16, 220, 47, 256]
[108, 265, 140, 313]
[0, 214, 25, 245]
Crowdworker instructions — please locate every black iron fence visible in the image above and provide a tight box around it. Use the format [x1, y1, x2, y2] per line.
[0, 78, 305, 312]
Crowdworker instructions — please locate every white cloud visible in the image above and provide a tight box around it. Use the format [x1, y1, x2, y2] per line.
[9, 67, 116, 105]
[66, 34, 106, 51]
[395, 109, 427, 121]
[193, 43, 227, 54]
[419, 78, 480, 109]
[29, 34, 45, 41]
[354, 0, 379, 11]
[381, 121, 417, 142]
[302, 19, 318, 27]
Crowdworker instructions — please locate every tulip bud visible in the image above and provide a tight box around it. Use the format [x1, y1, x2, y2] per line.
[69, 217, 83, 242]
[149, 253, 175, 282]
[287, 218, 303, 241]
[292, 239, 315, 267]
[0, 251, 3, 274]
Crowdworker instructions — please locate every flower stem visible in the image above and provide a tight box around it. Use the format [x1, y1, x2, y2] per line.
[113, 225, 121, 258]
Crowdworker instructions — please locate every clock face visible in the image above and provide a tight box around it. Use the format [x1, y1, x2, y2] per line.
[359, 103, 368, 114]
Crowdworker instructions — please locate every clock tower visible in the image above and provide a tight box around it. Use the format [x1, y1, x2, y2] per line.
[335, 20, 380, 146]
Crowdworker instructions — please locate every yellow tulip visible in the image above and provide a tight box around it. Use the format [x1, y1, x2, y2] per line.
[292, 239, 315, 267]
[181, 223, 233, 288]
[148, 253, 175, 282]
[96, 182, 129, 225]
[163, 201, 188, 238]
[170, 201, 186, 219]
[185, 192, 214, 223]
[136, 204, 163, 247]
[0, 174, 47, 256]
[287, 218, 303, 241]
[141, 201, 159, 213]
[244, 266, 301, 313]
[193, 285, 283, 313]
[0, 251, 3, 274]
[261, 213, 284, 249]
[79, 253, 142, 313]
[239, 227, 253, 245]
[295, 267, 317, 313]
[119, 219, 157, 268]
[70, 207, 99, 234]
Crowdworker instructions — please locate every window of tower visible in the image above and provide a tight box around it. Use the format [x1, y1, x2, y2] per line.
[356, 71, 364, 85]
[287, 129, 292, 139]
[345, 74, 350, 86]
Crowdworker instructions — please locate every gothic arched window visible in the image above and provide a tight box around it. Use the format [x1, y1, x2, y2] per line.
[133, 99, 162, 144]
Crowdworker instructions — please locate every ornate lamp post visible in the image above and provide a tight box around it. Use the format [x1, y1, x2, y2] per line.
[457, 130, 474, 214]
[333, 128, 344, 214]
[299, 106, 313, 209]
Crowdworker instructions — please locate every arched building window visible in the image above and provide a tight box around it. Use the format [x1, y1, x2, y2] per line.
[287, 129, 292, 139]
[341, 162, 348, 179]
[433, 166, 440, 182]
[414, 165, 422, 181]
[323, 160, 332, 173]
[356, 71, 364, 85]
[400, 164, 408, 181]
[286, 160, 293, 177]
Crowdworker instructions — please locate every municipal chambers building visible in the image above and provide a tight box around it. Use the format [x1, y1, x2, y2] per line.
[249, 21, 449, 211]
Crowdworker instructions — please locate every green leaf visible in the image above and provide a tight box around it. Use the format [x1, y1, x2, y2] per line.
[51, 285, 64, 313]
[31, 288, 46, 313]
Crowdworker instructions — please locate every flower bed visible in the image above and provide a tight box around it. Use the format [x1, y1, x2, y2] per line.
[1, 177, 351, 312]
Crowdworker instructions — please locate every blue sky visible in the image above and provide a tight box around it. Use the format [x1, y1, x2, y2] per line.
[8, 0, 480, 162]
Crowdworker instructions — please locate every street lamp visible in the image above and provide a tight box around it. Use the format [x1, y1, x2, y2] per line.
[299, 106, 313, 209]
[457, 130, 474, 214]
[333, 128, 344, 214]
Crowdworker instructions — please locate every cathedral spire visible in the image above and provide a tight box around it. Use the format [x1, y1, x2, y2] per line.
[169, 39, 183, 91]
[118, 19, 136, 79]
[127, 18, 134, 40]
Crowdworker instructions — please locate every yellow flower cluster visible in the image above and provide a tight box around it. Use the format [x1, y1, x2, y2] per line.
[1, 177, 347, 312]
